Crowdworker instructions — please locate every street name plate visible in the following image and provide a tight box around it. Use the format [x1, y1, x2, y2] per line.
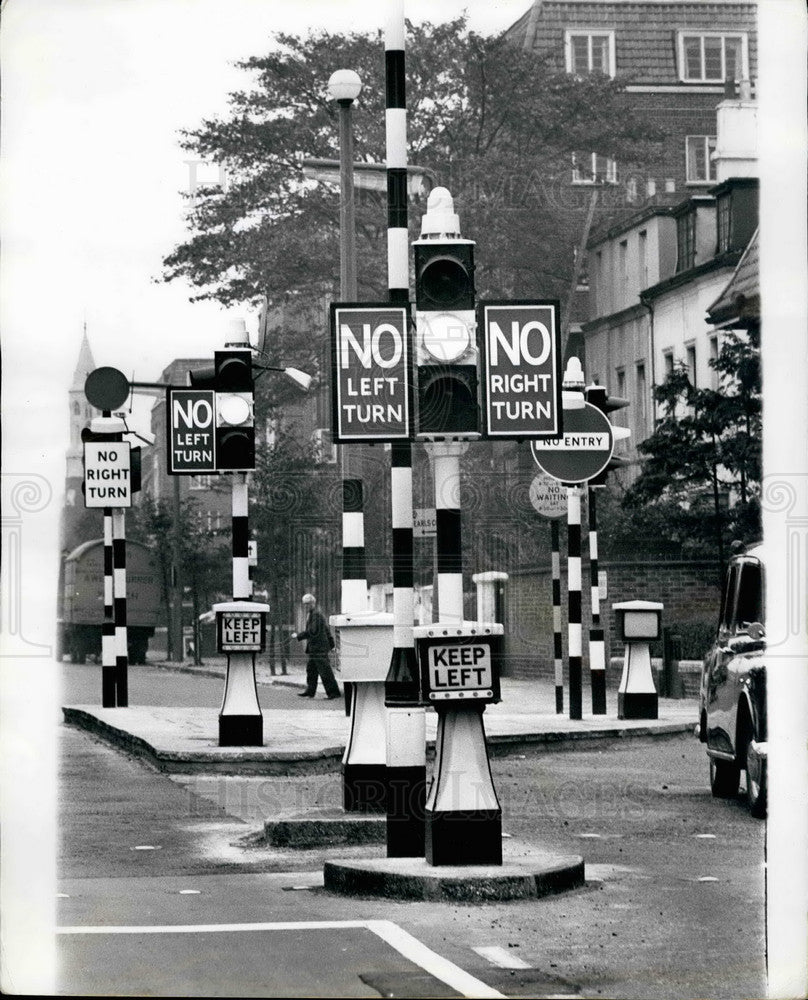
[217, 611, 265, 652]
[83, 441, 132, 508]
[427, 643, 493, 701]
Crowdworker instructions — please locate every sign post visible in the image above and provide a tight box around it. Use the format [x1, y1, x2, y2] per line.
[529, 473, 566, 713]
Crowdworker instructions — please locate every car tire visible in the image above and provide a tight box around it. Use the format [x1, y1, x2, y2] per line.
[710, 756, 740, 798]
[744, 735, 767, 819]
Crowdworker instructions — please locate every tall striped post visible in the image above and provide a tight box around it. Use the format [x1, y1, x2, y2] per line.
[383, 1, 426, 857]
[101, 508, 116, 708]
[588, 487, 607, 714]
[567, 485, 583, 721]
[218, 472, 263, 747]
[551, 518, 564, 714]
[111, 508, 128, 707]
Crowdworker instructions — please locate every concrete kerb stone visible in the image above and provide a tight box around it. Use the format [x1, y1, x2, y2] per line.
[265, 813, 386, 848]
[323, 849, 586, 902]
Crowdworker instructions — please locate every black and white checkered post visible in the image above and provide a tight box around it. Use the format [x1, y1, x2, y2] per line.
[101, 508, 116, 708]
[111, 508, 129, 707]
[588, 487, 607, 714]
[383, 1, 426, 858]
[567, 485, 583, 720]
[551, 518, 564, 714]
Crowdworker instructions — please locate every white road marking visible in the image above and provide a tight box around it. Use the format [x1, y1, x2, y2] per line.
[577, 833, 602, 839]
[132, 845, 161, 851]
[57, 919, 506, 999]
[178, 890, 200, 895]
[473, 945, 531, 969]
[697, 876, 718, 882]
[694, 833, 716, 839]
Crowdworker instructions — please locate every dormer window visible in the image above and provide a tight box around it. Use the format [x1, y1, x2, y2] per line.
[678, 33, 748, 83]
[565, 31, 616, 77]
[676, 208, 696, 272]
[572, 152, 618, 185]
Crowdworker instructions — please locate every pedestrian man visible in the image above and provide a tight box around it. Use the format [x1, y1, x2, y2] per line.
[292, 594, 341, 700]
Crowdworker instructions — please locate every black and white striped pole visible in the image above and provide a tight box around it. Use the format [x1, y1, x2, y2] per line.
[111, 508, 129, 707]
[102, 507, 116, 707]
[382, 1, 427, 858]
[561, 357, 586, 721]
[587, 487, 607, 714]
[551, 518, 564, 714]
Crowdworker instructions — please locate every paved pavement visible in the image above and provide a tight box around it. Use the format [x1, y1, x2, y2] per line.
[63, 654, 699, 774]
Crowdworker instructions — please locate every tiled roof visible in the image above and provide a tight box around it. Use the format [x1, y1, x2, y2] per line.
[706, 227, 759, 326]
[506, 1, 758, 84]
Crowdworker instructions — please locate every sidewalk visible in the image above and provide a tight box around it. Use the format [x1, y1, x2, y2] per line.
[62, 654, 699, 775]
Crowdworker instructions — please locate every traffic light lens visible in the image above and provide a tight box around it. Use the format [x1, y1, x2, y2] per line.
[420, 257, 471, 308]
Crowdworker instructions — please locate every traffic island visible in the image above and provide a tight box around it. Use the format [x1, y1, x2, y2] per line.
[263, 810, 385, 848]
[323, 844, 585, 902]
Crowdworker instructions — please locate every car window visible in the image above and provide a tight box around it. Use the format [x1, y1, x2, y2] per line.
[720, 564, 739, 631]
[735, 560, 764, 628]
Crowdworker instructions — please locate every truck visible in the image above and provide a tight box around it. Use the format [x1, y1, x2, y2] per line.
[60, 538, 162, 665]
[698, 541, 767, 818]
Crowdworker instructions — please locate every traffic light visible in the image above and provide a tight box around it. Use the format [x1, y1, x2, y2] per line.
[188, 349, 255, 471]
[413, 187, 479, 436]
[585, 384, 630, 486]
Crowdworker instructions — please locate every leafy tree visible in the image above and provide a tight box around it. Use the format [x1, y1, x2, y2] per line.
[622, 328, 761, 565]
[129, 492, 230, 660]
[162, 17, 665, 374]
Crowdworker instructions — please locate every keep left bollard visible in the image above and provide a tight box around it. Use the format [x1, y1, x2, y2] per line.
[613, 600, 662, 720]
[215, 600, 268, 746]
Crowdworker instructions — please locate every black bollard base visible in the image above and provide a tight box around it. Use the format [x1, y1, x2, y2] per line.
[425, 809, 502, 866]
[343, 763, 388, 814]
[218, 713, 263, 747]
[591, 670, 607, 715]
[618, 692, 658, 720]
[386, 765, 426, 858]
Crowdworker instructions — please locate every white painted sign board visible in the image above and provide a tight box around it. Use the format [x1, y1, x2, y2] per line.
[83, 441, 132, 508]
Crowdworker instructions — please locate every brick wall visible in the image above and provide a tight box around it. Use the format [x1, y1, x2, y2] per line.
[500, 558, 721, 680]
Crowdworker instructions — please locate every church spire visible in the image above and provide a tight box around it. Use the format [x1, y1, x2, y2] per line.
[71, 323, 96, 390]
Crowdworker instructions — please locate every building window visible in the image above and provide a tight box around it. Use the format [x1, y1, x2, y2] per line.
[663, 350, 675, 379]
[572, 152, 618, 185]
[676, 210, 696, 272]
[635, 362, 647, 423]
[565, 31, 616, 77]
[678, 33, 747, 83]
[686, 136, 717, 184]
[638, 230, 648, 288]
[189, 474, 213, 491]
[716, 192, 734, 253]
[686, 343, 697, 386]
[709, 335, 720, 390]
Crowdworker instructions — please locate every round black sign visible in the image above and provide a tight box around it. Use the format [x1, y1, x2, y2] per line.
[84, 367, 130, 410]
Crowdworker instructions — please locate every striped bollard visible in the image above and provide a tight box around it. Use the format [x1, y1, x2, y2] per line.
[382, 0, 426, 857]
[567, 485, 583, 721]
[588, 487, 607, 714]
[111, 508, 129, 707]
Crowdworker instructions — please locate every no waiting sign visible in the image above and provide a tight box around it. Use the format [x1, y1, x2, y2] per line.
[331, 303, 413, 442]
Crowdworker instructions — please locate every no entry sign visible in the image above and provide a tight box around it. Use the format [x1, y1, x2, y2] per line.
[168, 388, 216, 474]
[479, 300, 563, 439]
[531, 402, 614, 484]
[331, 303, 413, 442]
[83, 441, 132, 508]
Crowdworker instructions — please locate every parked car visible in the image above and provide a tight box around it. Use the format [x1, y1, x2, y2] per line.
[698, 542, 767, 818]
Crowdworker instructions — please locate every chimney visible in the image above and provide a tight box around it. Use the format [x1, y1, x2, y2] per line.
[713, 79, 757, 182]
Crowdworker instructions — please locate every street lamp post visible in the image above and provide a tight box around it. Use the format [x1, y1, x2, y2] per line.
[328, 69, 362, 301]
